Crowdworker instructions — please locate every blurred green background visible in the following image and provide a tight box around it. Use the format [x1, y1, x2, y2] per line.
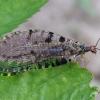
[11, 0, 100, 99]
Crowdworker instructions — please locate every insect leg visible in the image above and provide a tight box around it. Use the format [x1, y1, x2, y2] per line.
[80, 54, 89, 68]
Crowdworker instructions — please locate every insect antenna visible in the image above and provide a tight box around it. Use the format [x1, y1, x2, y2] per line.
[95, 48, 100, 50]
[95, 38, 100, 47]
[95, 38, 100, 50]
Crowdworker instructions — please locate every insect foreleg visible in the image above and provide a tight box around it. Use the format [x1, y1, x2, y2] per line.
[80, 54, 89, 68]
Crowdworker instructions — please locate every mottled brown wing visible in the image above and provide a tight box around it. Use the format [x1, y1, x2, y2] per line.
[0, 29, 80, 63]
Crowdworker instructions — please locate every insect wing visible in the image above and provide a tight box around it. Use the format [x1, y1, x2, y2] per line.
[0, 30, 81, 63]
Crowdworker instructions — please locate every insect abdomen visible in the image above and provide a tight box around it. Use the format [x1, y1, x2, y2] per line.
[0, 57, 72, 76]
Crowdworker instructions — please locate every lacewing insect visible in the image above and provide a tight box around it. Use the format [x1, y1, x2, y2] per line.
[0, 29, 99, 76]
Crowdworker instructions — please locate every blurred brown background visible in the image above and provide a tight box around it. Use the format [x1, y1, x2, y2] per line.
[12, 0, 100, 99]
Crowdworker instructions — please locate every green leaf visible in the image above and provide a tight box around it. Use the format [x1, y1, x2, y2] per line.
[0, 63, 99, 100]
[0, 0, 48, 37]
[0, 0, 8, 7]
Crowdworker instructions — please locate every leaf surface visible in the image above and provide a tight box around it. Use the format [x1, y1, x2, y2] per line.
[0, 0, 48, 37]
[0, 63, 99, 100]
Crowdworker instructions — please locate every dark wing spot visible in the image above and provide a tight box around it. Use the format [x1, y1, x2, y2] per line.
[12, 55, 22, 59]
[2, 73, 9, 76]
[75, 41, 78, 43]
[30, 50, 35, 55]
[45, 38, 51, 43]
[27, 30, 33, 40]
[70, 50, 74, 54]
[1, 71, 17, 76]
[5, 35, 10, 39]
[45, 32, 54, 43]
[29, 30, 33, 36]
[63, 48, 66, 51]
[37, 63, 42, 69]
[44, 62, 49, 68]
[14, 32, 17, 35]
[3, 40, 7, 44]
[51, 62, 56, 67]
[59, 36, 65, 42]
[61, 58, 67, 64]
[56, 59, 61, 66]
[34, 41, 38, 44]
[55, 58, 67, 66]
[10, 72, 18, 76]
[69, 59, 71, 62]
[7, 56, 11, 59]
[48, 32, 54, 38]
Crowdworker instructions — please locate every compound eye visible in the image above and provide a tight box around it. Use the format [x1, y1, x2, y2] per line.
[90, 46, 97, 54]
[91, 48, 97, 54]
